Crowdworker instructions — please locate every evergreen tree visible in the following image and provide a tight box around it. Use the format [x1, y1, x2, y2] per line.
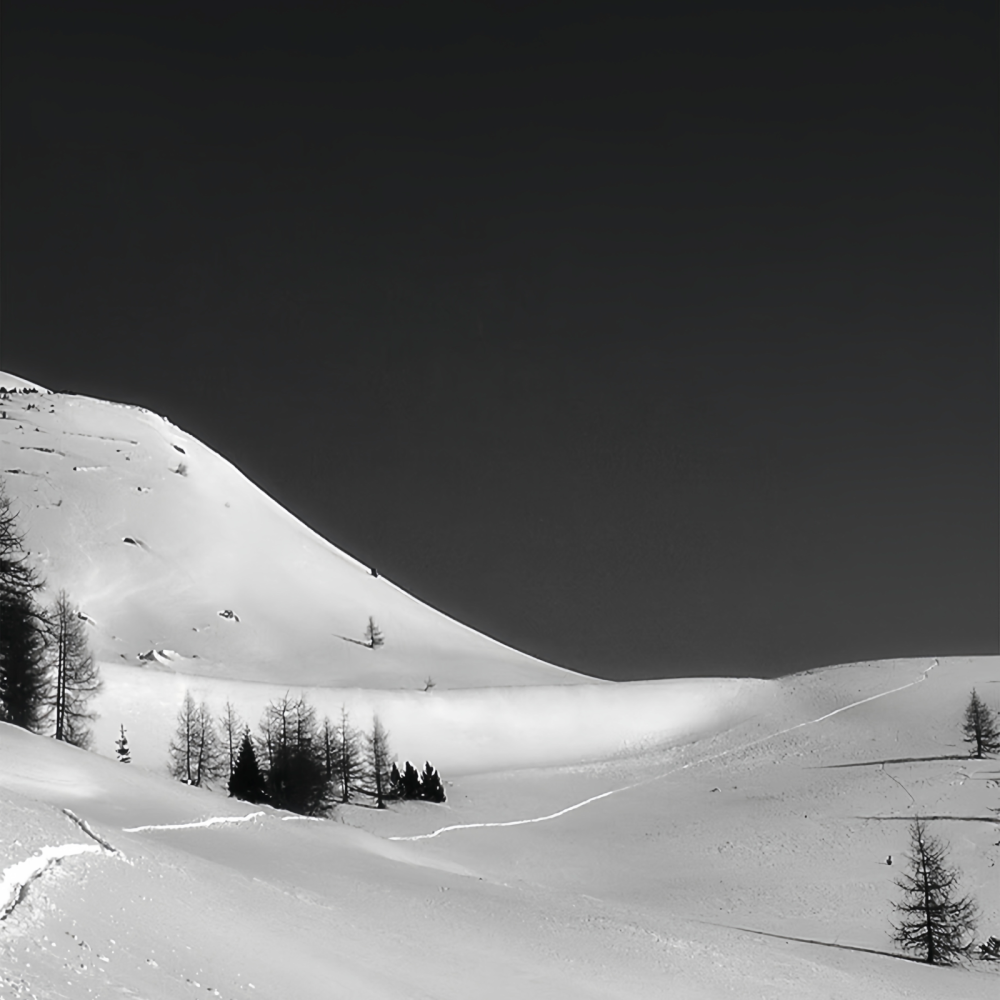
[320, 715, 343, 792]
[266, 743, 333, 816]
[47, 590, 102, 748]
[219, 700, 245, 781]
[115, 724, 131, 762]
[364, 715, 393, 808]
[891, 818, 978, 964]
[257, 694, 333, 815]
[961, 688, 1000, 758]
[364, 616, 384, 649]
[168, 691, 225, 787]
[419, 761, 446, 803]
[229, 728, 268, 803]
[334, 705, 363, 804]
[401, 760, 422, 800]
[0, 481, 51, 732]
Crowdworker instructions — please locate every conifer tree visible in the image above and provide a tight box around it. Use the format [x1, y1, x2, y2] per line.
[364, 715, 393, 808]
[0, 481, 51, 732]
[401, 761, 422, 800]
[891, 818, 978, 964]
[168, 691, 225, 787]
[320, 715, 342, 791]
[115, 724, 131, 763]
[419, 761, 446, 803]
[47, 590, 102, 748]
[961, 688, 1000, 758]
[229, 728, 268, 803]
[364, 616, 384, 649]
[219, 699, 245, 781]
[257, 694, 332, 815]
[334, 705, 363, 803]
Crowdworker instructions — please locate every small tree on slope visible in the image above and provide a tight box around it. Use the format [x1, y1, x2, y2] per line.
[47, 590, 102, 748]
[115, 724, 131, 763]
[364, 616, 384, 649]
[891, 818, 977, 964]
[961, 688, 1000, 758]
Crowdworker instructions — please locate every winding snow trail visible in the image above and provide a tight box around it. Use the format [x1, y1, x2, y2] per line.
[1, 844, 103, 920]
[122, 811, 265, 833]
[390, 660, 938, 842]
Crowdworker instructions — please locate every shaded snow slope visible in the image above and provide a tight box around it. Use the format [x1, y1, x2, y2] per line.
[2, 656, 997, 1000]
[87, 664, 771, 773]
[0, 372, 586, 688]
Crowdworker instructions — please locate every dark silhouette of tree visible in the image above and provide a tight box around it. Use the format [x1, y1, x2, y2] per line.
[256, 693, 333, 815]
[219, 700, 245, 782]
[266, 743, 333, 816]
[257, 693, 316, 770]
[334, 705, 363, 804]
[961, 688, 1000, 758]
[115, 724, 131, 763]
[364, 616, 384, 649]
[229, 728, 267, 803]
[891, 818, 978, 964]
[364, 715, 393, 808]
[168, 691, 225, 787]
[47, 590, 102, 748]
[0, 480, 50, 732]
[401, 761, 422, 799]
[419, 762, 446, 803]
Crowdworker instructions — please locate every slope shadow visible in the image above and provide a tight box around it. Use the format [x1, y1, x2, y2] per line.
[815, 755, 970, 769]
[855, 815, 999, 824]
[702, 922, 921, 963]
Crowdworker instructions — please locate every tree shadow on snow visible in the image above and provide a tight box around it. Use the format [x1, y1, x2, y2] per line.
[813, 755, 970, 769]
[855, 814, 999, 824]
[701, 922, 922, 963]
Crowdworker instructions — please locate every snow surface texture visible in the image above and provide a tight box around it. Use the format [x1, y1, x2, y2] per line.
[2, 656, 998, 999]
[0, 373, 584, 688]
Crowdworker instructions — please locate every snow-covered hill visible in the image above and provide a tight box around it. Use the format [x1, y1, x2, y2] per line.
[0, 373, 587, 689]
[2, 655, 997, 999]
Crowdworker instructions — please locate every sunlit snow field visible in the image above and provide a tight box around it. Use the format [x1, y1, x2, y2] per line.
[1, 377, 997, 998]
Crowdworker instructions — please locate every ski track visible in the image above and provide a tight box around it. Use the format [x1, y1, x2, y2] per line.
[1, 844, 103, 920]
[390, 660, 938, 842]
[62, 808, 123, 855]
[122, 811, 265, 833]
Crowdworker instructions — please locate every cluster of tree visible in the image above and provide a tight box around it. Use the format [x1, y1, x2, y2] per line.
[389, 760, 446, 802]
[0, 480, 102, 747]
[168, 692, 444, 817]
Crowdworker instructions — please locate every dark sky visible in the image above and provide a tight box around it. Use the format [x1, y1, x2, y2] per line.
[3, 2, 997, 681]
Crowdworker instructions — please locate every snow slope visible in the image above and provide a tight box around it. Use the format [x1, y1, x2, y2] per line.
[0, 373, 586, 689]
[2, 655, 997, 999]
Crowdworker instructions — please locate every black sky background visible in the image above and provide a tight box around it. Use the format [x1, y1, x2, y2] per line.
[3, 2, 997, 681]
